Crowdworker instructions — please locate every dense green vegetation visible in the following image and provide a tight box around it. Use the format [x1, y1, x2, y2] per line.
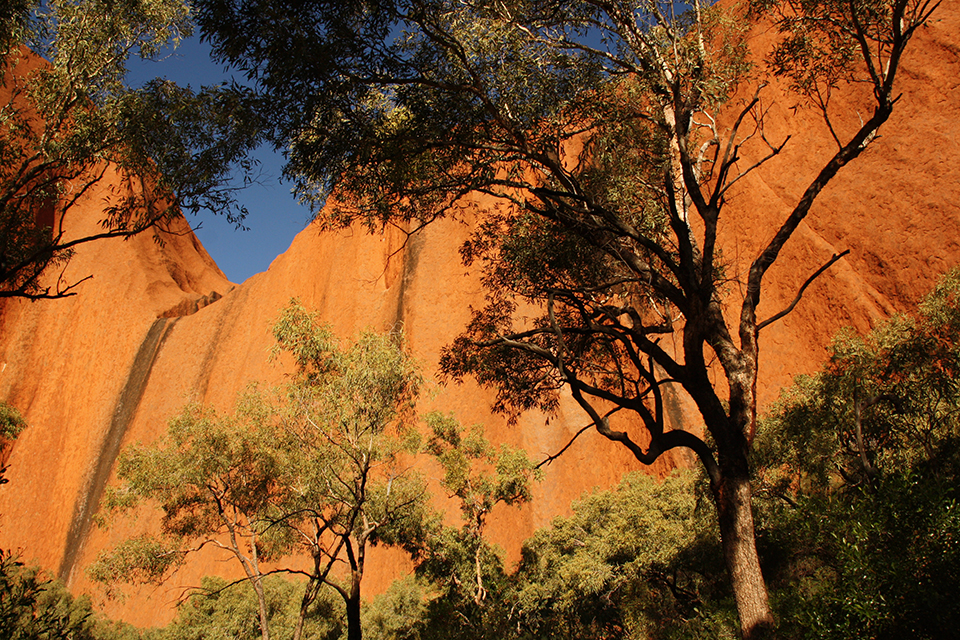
[0, 403, 26, 485]
[0, 550, 142, 640]
[752, 269, 960, 639]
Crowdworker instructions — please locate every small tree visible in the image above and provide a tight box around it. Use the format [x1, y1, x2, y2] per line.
[412, 413, 539, 639]
[91, 394, 292, 640]
[421, 413, 539, 605]
[0, 0, 259, 299]
[93, 301, 432, 640]
[271, 301, 433, 640]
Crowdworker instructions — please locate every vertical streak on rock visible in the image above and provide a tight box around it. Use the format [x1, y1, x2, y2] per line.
[659, 379, 699, 471]
[57, 317, 178, 583]
[194, 288, 242, 403]
[391, 228, 425, 330]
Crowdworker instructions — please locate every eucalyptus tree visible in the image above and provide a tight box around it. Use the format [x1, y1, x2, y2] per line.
[195, 0, 940, 636]
[92, 301, 432, 640]
[90, 395, 294, 640]
[423, 414, 539, 603]
[271, 301, 433, 640]
[415, 413, 539, 638]
[0, 0, 259, 299]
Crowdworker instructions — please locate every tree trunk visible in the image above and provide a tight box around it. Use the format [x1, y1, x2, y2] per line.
[714, 471, 774, 639]
[251, 576, 271, 640]
[293, 578, 321, 640]
[343, 533, 364, 640]
[345, 590, 362, 640]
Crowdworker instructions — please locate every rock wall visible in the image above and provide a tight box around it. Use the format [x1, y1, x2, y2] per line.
[0, 5, 957, 628]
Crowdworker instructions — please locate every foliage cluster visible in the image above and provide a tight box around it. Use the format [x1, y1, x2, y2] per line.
[0, 402, 26, 442]
[0, 550, 139, 640]
[88, 393, 291, 586]
[0, 0, 260, 298]
[0, 402, 26, 485]
[404, 413, 539, 639]
[355, 468, 732, 640]
[751, 269, 960, 639]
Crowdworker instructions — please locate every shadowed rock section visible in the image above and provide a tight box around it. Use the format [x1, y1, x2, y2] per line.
[58, 317, 177, 582]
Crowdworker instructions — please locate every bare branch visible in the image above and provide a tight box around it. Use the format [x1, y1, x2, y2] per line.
[536, 406, 622, 469]
[758, 249, 851, 331]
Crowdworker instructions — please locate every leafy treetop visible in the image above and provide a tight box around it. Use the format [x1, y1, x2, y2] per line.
[0, 0, 261, 298]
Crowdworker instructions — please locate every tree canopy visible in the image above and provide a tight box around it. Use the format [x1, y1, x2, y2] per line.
[0, 0, 260, 299]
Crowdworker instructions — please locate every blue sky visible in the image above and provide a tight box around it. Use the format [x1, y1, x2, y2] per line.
[127, 37, 311, 284]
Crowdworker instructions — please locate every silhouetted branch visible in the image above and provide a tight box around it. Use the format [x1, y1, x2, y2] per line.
[758, 250, 850, 331]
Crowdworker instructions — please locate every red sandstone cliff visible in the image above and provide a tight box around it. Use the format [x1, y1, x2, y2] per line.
[0, 5, 957, 627]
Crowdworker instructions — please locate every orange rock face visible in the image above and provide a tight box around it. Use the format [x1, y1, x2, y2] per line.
[0, 5, 958, 627]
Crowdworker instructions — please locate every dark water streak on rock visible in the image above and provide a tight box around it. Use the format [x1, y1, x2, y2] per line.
[58, 317, 177, 583]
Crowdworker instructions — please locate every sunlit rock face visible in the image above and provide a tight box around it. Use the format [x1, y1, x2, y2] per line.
[0, 5, 957, 627]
